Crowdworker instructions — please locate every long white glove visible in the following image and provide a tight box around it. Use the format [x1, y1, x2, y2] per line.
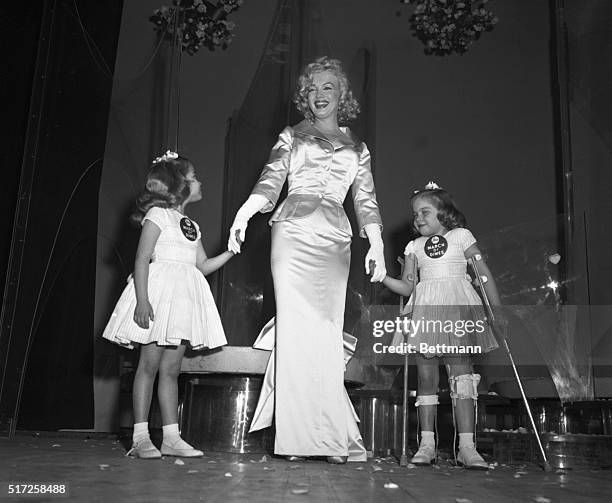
[228, 194, 269, 253]
[363, 223, 386, 283]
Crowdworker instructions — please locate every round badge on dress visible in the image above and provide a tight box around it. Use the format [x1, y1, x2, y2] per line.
[180, 217, 197, 241]
[424, 235, 448, 258]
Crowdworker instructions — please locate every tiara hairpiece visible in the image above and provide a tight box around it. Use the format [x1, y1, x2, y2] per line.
[152, 150, 179, 164]
[413, 181, 443, 194]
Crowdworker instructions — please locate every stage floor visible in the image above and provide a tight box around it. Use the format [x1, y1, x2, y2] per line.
[1, 432, 611, 502]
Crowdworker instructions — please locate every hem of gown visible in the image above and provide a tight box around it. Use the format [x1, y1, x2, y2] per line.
[274, 449, 347, 456]
[273, 450, 367, 462]
[348, 453, 368, 462]
[102, 335, 226, 351]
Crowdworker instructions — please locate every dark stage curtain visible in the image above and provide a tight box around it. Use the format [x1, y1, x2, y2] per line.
[0, 0, 123, 433]
[0, 4, 42, 303]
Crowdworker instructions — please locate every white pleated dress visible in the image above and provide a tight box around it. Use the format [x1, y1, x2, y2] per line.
[392, 228, 498, 356]
[102, 207, 227, 350]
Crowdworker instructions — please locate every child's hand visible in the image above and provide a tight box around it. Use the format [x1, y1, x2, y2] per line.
[365, 246, 386, 282]
[134, 301, 154, 329]
[228, 222, 247, 254]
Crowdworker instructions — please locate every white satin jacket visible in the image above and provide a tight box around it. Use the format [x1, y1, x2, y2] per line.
[251, 120, 382, 237]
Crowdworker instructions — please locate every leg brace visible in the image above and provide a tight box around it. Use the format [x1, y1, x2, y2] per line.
[414, 394, 439, 459]
[448, 373, 481, 463]
[415, 395, 439, 407]
[448, 374, 480, 406]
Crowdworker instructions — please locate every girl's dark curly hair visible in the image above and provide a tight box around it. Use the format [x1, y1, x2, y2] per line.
[293, 56, 360, 124]
[130, 155, 195, 225]
[411, 188, 467, 231]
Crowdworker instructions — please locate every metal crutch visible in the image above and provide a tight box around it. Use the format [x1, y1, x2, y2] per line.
[469, 255, 552, 472]
[399, 256, 418, 467]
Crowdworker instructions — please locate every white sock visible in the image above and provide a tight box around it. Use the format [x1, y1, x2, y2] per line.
[459, 432, 474, 449]
[162, 423, 181, 445]
[420, 431, 435, 446]
[133, 422, 149, 443]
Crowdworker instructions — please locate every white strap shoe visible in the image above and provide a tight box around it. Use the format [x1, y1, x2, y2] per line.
[410, 443, 436, 466]
[126, 437, 162, 459]
[161, 438, 204, 458]
[457, 445, 488, 470]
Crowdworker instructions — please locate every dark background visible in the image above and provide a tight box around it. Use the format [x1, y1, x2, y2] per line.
[0, 0, 124, 432]
[1, 0, 610, 433]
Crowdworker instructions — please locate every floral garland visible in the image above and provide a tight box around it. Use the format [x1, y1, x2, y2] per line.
[404, 0, 498, 56]
[150, 0, 243, 54]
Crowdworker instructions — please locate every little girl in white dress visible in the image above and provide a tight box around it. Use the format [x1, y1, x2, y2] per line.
[384, 182, 501, 470]
[103, 151, 232, 459]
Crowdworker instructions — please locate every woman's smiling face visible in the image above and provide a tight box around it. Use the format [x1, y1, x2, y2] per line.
[307, 70, 341, 122]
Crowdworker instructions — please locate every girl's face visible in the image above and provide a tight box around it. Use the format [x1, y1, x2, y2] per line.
[412, 197, 446, 237]
[185, 167, 202, 203]
[307, 70, 341, 122]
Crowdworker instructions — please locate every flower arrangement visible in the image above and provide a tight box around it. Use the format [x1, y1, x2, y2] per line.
[150, 0, 243, 54]
[403, 0, 498, 56]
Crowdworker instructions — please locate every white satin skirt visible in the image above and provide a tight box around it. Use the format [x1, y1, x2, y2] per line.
[250, 210, 366, 461]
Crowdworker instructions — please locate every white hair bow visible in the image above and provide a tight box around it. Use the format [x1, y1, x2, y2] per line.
[152, 150, 179, 164]
[424, 181, 442, 190]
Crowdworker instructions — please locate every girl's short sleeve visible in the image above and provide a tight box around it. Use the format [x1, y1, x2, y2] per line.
[192, 219, 202, 241]
[456, 228, 477, 251]
[142, 207, 167, 230]
[404, 240, 416, 256]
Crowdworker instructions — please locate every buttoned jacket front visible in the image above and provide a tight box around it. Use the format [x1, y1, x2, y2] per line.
[251, 120, 382, 238]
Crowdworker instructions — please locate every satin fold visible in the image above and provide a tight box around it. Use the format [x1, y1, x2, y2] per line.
[248, 214, 366, 461]
[249, 316, 365, 461]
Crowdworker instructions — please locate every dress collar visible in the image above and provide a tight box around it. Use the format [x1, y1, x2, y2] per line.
[293, 119, 360, 148]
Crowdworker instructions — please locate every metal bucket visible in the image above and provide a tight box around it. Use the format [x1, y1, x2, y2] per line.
[478, 431, 612, 469]
[350, 390, 417, 457]
[179, 374, 273, 453]
[563, 400, 612, 435]
[349, 390, 393, 456]
[518, 399, 612, 435]
[523, 399, 567, 434]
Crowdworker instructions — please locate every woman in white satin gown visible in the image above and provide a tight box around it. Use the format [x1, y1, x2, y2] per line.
[228, 57, 386, 463]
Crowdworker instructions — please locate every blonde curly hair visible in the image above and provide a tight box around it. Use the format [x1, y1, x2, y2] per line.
[293, 56, 360, 124]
